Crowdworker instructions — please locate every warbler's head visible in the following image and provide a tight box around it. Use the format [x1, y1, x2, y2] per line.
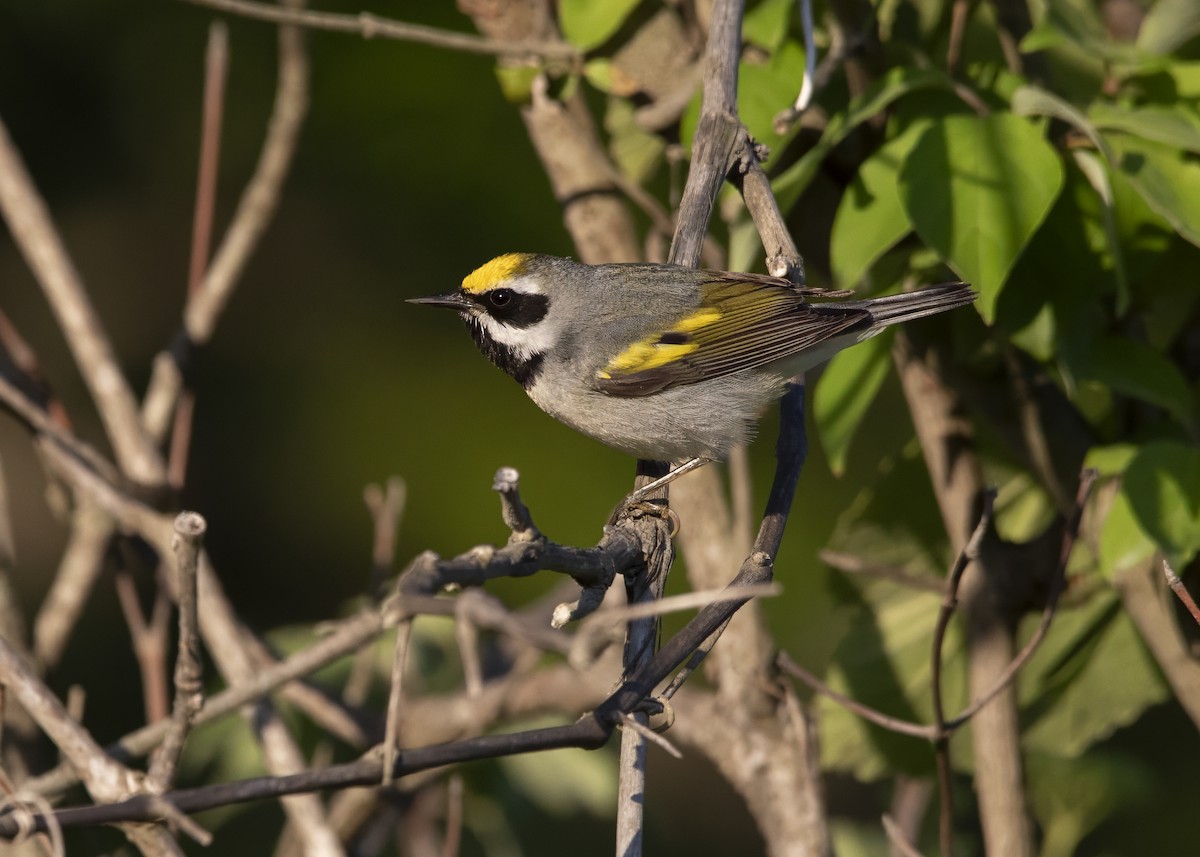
[409, 253, 571, 387]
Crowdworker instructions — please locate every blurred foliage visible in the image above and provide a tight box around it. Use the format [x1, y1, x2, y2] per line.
[2, 0, 1199, 855]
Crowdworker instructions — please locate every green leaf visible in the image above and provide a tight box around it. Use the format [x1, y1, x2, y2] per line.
[814, 332, 892, 477]
[742, 0, 793, 51]
[829, 122, 928, 288]
[1021, 590, 1170, 757]
[1029, 752, 1154, 857]
[1011, 84, 1112, 160]
[1091, 104, 1200, 154]
[738, 41, 808, 154]
[1021, 0, 1112, 56]
[773, 67, 951, 211]
[1070, 150, 1130, 313]
[1071, 334, 1197, 425]
[605, 96, 665, 183]
[819, 578, 967, 779]
[1083, 443, 1139, 477]
[1110, 135, 1200, 247]
[494, 65, 539, 104]
[559, 0, 641, 51]
[1098, 487, 1157, 576]
[583, 59, 614, 92]
[1123, 440, 1200, 566]
[1137, 0, 1200, 56]
[899, 113, 1065, 322]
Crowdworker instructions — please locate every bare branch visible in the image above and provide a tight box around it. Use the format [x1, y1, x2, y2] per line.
[180, 0, 578, 60]
[0, 117, 164, 486]
[1163, 558, 1200, 627]
[147, 512, 208, 793]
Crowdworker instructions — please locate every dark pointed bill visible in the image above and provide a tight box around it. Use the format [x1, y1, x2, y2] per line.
[408, 293, 472, 310]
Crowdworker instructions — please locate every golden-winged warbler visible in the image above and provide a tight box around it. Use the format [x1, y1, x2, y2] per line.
[411, 253, 975, 463]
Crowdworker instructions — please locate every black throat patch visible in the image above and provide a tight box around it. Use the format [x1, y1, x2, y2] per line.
[464, 317, 545, 389]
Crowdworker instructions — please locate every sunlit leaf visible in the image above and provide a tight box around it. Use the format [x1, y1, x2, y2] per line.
[1110, 135, 1200, 247]
[899, 113, 1065, 322]
[559, 0, 642, 51]
[742, 0, 793, 50]
[1091, 103, 1200, 153]
[1098, 487, 1158, 577]
[1021, 590, 1170, 756]
[1123, 440, 1200, 566]
[1137, 0, 1200, 56]
[829, 122, 928, 288]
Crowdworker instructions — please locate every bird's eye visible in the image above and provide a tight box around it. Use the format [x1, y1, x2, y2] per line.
[490, 288, 513, 308]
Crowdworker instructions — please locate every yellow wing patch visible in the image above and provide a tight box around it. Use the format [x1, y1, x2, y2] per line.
[462, 253, 533, 294]
[596, 306, 722, 378]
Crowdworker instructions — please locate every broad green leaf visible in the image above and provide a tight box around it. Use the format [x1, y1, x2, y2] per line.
[742, 0, 793, 51]
[605, 97, 665, 183]
[1123, 440, 1200, 566]
[1021, 0, 1117, 58]
[1137, 0, 1200, 56]
[899, 113, 1065, 322]
[819, 578, 968, 779]
[1110, 135, 1200, 247]
[559, 0, 641, 51]
[814, 331, 892, 477]
[583, 59, 614, 92]
[739, 41, 808, 154]
[1071, 335, 1197, 425]
[1020, 590, 1170, 757]
[1083, 443, 1138, 477]
[993, 471, 1055, 544]
[829, 122, 929, 288]
[774, 67, 950, 211]
[1071, 150, 1129, 313]
[1029, 752, 1154, 857]
[1098, 487, 1157, 576]
[1012, 84, 1112, 160]
[1091, 104, 1200, 153]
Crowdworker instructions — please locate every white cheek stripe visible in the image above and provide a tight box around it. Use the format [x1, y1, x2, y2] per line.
[474, 311, 561, 361]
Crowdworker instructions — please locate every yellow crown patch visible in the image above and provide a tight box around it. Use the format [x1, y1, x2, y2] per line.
[462, 253, 533, 294]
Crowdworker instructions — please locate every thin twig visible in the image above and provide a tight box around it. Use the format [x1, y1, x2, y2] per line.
[144, 4, 310, 439]
[442, 775, 464, 857]
[0, 117, 165, 486]
[364, 477, 406, 594]
[114, 571, 172, 724]
[819, 550, 944, 592]
[147, 512, 208, 793]
[777, 651, 932, 739]
[883, 813, 927, 857]
[1163, 558, 1200, 627]
[944, 470, 1097, 731]
[929, 488, 995, 857]
[382, 619, 413, 786]
[179, 0, 578, 60]
[32, 500, 114, 669]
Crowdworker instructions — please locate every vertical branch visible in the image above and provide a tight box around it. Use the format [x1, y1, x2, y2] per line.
[894, 330, 1034, 857]
[147, 512, 207, 793]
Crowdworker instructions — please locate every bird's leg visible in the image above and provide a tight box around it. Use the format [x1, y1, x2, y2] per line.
[623, 457, 711, 506]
